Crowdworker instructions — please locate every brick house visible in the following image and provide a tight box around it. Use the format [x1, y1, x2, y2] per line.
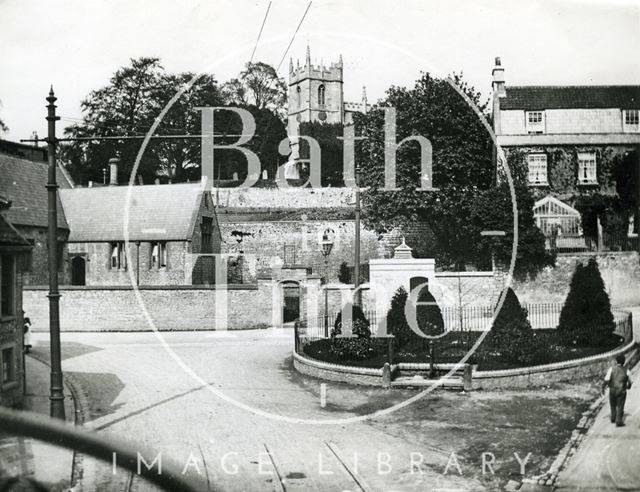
[491, 58, 640, 251]
[59, 179, 221, 286]
[0, 151, 73, 285]
[0, 196, 32, 407]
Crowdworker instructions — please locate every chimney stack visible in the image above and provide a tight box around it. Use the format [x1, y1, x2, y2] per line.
[492, 57, 506, 97]
[109, 157, 119, 186]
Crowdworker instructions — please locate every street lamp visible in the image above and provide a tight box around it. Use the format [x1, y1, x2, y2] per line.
[46, 87, 65, 420]
[320, 229, 334, 337]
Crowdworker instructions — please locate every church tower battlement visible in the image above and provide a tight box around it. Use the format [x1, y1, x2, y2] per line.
[284, 46, 369, 177]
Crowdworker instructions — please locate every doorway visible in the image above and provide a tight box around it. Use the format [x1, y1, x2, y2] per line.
[71, 256, 86, 286]
[281, 281, 301, 323]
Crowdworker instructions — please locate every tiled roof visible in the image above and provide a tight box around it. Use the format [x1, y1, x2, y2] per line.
[59, 183, 206, 242]
[501, 86, 640, 110]
[0, 153, 71, 229]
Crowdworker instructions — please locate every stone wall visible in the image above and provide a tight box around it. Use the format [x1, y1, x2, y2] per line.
[472, 342, 637, 390]
[500, 108, 625, 135]
[513, 252, 640, 307]
[20, 226, 70, 286]
[67, 241, 191, 286]
[220, 220, 381, 282]
[212, 188, 354, 209]
[23, 283, 277, 332]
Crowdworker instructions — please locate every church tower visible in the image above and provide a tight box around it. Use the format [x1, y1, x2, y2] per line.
[287, 46, 345, 162]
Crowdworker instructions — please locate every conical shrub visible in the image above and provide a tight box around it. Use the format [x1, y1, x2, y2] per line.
[558, 258, 615, 346]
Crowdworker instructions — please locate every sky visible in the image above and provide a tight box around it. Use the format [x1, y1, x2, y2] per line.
[0, 0, 639, 142]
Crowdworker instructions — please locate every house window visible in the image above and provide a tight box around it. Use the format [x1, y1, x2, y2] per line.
[577, 152, 597, 184]
[1, 346, 16, 384]
[296, 86, 301, 107]
[151, 242, 167, 269]
[1, 255, 15, 317]
[201, 217, 214, 254]
[526, 111, 545, 134]
[527, 154, 548, 185]
[110, 242, 127, 270]
[317, 85, 326, 107]
[623, 109, 640, 132]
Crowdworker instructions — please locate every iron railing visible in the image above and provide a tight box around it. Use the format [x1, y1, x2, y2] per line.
[296, 304, 634, 365]
[547, 233, 639, 254]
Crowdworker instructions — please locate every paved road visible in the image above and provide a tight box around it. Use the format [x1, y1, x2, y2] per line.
[555, 306, 640, 492]
[33, 329, 485, 491]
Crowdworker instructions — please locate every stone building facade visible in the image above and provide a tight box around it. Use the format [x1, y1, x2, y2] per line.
[491, 58, 640, 248]
[60, 179, 221, 286]
[0, 196, 31, 407]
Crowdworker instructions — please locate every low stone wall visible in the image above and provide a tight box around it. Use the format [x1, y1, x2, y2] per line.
[293, 339, 637, 390]
[292, 351, 384, 386]
[23, 283, 275, 332]
[471, 341, 637, 390]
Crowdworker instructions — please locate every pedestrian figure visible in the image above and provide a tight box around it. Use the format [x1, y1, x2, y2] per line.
[603, 354, 632, 427]
[23, 310, 32, 353]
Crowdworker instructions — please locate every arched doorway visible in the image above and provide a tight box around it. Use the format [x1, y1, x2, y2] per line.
[71, 256, 86, 286]
[281, 281, 301, 324]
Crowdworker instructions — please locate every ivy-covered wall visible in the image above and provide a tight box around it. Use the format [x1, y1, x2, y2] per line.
[505, 145, 638, 236]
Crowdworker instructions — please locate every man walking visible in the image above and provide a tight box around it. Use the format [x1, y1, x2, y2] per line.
[603, 354, 633, 427]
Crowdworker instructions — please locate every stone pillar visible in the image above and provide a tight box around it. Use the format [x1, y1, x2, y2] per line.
[304, 275, 322, 325]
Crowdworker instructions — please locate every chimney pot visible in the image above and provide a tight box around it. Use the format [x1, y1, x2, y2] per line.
[109, 157, 119, 186]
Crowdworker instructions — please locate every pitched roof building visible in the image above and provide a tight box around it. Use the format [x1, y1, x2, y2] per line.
[0, 152, 73, 285]
[60, 177, 221, 286]
[491, 58, 640, 252]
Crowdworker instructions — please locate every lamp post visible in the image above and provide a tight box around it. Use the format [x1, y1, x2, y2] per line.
[354, 185, 361, 307]
[46, 87, 65, 420]
[320, 229, 334, 337]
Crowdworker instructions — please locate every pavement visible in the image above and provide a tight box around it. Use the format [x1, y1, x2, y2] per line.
[20, 329, 601, 492]
[553, 306, 640, 491]
[0, 355, 75, 491]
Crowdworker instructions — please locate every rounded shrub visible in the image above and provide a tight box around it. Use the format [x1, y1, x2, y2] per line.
[386, 286, 444, 350]
[332, 303, 370, 338]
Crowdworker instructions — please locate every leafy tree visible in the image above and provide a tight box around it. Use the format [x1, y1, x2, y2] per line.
[61, 57, 287, 185]
[222, 62, 287, 121]
[473, 181, 555, 278]
[210, 104, 287, 181]
[337, 262, 351, 284]
[355, 73, 492, 266]
[298, 121, 344, 186]
[62, 57, 224, 184]
[354, 72, 552, 276]
[558, 258, 615, 346]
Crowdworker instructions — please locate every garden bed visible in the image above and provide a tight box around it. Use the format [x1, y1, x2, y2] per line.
[301, 330, 626, 371]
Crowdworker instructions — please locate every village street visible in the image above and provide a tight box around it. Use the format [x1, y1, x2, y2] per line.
[28, 328, 605, 492]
